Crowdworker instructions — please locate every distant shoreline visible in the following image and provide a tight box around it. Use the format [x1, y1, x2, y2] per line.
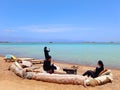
[0, 41, 120, 44]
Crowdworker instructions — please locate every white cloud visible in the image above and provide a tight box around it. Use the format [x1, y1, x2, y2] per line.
[30, 29, 64, 33]
[3, 29, 16, 32]
[19, 25, 70, 33]
[1, 24, 95, 34]
[18, 24, 95, 33]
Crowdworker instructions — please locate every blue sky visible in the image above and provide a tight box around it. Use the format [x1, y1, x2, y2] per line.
[0, 0, 120, 42]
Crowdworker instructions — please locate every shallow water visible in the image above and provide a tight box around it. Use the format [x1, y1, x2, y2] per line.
[0, 42, 120, 69]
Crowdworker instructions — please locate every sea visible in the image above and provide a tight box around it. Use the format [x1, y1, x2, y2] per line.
[0, 42, 120, 69]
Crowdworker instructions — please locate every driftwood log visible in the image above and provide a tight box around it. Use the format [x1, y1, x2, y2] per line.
[9, 62, 113, 86]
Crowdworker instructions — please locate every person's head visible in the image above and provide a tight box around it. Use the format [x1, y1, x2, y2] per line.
[97, 60, 104, 67]
[44, 47, 47, 50]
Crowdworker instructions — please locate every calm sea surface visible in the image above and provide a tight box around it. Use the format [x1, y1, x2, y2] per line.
[0, 43, 120, 69]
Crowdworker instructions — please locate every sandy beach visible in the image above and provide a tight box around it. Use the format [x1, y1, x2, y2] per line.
[0, 56, 120, 90]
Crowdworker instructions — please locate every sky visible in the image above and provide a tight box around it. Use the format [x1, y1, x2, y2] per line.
[0, 0, 120, 42]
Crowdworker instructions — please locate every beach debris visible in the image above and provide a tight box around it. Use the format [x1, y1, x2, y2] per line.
[63, 68, 77, 74]
[85, 69, 113, 87]
[30, 60, 44, 64]
[22, 61, 32, 67]
[71, 65, 79, 69]
[4, 54, 35, 63]
[9, 62, 113, 86]
[4, 54, 17, 62]
[33, 73, 87, 85]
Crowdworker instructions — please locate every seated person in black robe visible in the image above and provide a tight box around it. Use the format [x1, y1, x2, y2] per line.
[83, 60, 104, 78]
[43, 56, 56, 73]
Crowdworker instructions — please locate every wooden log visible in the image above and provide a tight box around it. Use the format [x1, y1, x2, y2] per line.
[33, 73, 87, 85]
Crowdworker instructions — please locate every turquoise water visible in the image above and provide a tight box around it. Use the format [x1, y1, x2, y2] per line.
[0, 43, 120, 69]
